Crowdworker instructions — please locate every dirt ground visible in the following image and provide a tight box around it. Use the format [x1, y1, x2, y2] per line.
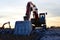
[0, 34, 40, 40]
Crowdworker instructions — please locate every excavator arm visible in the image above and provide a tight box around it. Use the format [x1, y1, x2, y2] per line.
[2, 22, 11, 29]
[24, 2, 38, 20]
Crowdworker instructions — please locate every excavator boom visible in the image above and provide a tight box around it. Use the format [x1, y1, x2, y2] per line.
[24, 2, 38, 20]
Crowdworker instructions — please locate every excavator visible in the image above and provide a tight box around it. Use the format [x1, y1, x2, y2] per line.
[0, 22, 11, 29]
[0, 22, 12, 34]
[2, 22, 11, 28]
[24, 2, 47, 30]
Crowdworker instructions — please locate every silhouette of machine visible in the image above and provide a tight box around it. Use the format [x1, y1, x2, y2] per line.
[2, 22, 11, 29]
[24, 2, 47, 30]
[0, 22, 11, 29]
[0, 22, 13, 34]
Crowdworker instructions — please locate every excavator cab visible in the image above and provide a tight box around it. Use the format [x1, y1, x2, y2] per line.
[39, 13, 47, 24]
[31, 13, 47, 30]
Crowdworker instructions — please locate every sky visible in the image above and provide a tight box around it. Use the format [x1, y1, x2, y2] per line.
[0, 0, 60, 28]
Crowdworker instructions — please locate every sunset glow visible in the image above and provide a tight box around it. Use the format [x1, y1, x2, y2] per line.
[0, 0, 60, 28]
